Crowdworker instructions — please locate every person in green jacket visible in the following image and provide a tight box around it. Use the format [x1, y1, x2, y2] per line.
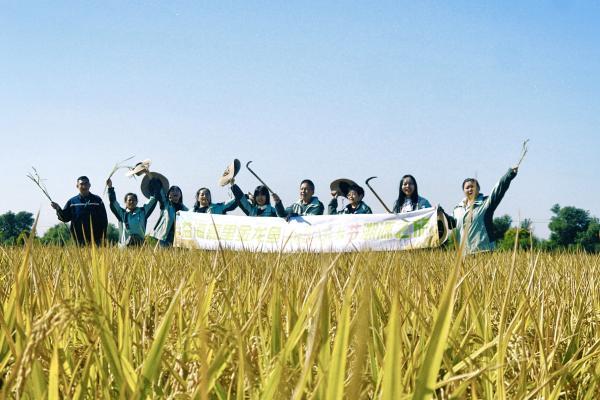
[231, 184, 278, 217]
[153, 185, 188, 247]
[192, 187, 238, 214]
[106, 178, 158, 247]
[272, 179, 324, 218]
[328, 184, 372, 214]
[448, 166, 519, 254]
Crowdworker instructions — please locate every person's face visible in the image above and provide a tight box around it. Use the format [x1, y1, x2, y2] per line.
[255, 192, 267, 206]
[463, 181, 479, 201]
[197, 189, 210, 207]
[125, 195, 138, 211]
[300, 183, 314, 203]
[77, 179, 91, 196]
[347, 190, 363, 206]
[169, 188, 182, 204]
[401, 177, 415, 197]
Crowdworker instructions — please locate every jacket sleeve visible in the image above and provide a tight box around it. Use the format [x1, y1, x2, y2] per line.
[485, 168, 517, 214]
[108, 187, 125, 222]
[56, 199, 72, 222]
[233, 186, 252, 216]
[328, 198, 339, 215]
[222, 198, 238, 213]
[314, 201, 325, 215]
[419, 197, 432, 209]
[156, 187, 167, 210]
[275, 201, 288, 218]
[101, 199, 109, 232]
[96, 196, 109, 236]
[143, 196, 158, 219]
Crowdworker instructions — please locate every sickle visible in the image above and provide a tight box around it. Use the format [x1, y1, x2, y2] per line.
[246, 161, 275, 194]
[365, 176, 393, 213]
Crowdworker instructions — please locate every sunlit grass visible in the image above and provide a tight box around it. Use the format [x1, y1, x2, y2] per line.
[0, 237, 599, 398]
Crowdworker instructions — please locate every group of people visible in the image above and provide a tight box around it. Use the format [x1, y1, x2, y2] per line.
[50, 162, 519, 253]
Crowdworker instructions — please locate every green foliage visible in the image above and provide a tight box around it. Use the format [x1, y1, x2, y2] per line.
[498, 227, 539, 251]
[575, 217, 600, 253]
[144, 235, 158, 246]
[548, 204, 599, 252]
[107, 223, 119, 244]
[40, 223, 119, 246]
[41, 224, 72, 246]
[491, 214, 512, 242]
[0, 211, 34, 245]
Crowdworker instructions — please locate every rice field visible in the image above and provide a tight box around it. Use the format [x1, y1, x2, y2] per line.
[0, 236, 599, 399]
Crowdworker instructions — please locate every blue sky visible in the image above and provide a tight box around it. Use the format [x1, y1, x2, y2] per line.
[1, 1, 599, 238]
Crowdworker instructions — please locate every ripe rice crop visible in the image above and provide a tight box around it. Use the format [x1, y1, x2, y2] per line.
[0, 236, 599, 398]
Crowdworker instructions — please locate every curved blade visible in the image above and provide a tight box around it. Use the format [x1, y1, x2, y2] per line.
[364, 176, 392, 213]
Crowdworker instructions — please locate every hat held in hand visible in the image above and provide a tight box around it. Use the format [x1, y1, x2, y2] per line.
[219, 159, 241, 186]
[126, 159, 152, 177]
[140, 172, 169, 199]
[330, 178, 358, 197]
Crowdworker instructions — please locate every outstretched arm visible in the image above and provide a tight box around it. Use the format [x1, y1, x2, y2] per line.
[51, 200, 72, 222]
[328, 196, 339, 215]
[231, 184, 251, 216]
[107, 180, 125, 222]
[486, 167, 518, 214]
[272, 193, 288, 218]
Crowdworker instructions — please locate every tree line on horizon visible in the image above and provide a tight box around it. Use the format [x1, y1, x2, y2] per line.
[0, 204, 599, 252]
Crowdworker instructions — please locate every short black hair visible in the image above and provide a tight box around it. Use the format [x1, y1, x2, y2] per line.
[347, 184, 364, 197]
[300, 179, 315, 190]
[124, 193, 138, 202]
[77, 176, 90, 183]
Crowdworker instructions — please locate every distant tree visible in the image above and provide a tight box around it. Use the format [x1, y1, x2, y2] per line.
[575, 217, 600, 253]
[41, 222, 120, 246]
[491, 214, 512, 242]
[107, 223, 119, 245]
[498, 227, 539, 251]
[547, 204, 596, 251]
[41, 223, 73, 246]
[0, 211, 34, 245]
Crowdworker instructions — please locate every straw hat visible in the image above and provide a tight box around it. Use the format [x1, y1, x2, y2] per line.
[330, 178, 358, 197]
[126, 159, 152, 177]
[219, 159, 241, 186]
[140, 172, 170, 199]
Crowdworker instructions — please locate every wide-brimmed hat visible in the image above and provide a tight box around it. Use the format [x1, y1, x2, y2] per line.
[330, 178, 359, 197]
[126, 159, 152, 177]
[140, 171, 170, 199]
[219, 159, 241, 186]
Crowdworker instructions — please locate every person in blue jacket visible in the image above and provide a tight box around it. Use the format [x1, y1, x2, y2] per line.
[192, 187, 238, 214]
[393, 175, 432, 213]
[106, 178, 158, 247]
[231, 184, 278, 217]
[447, 166, 519, 254]
[152, 185, 188, 247]
[51, 176, 108, 246]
